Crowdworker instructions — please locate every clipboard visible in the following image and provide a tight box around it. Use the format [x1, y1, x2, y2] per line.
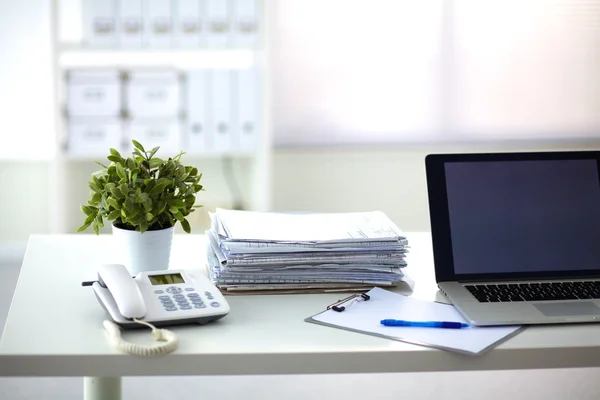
[305, 287, 524, 356]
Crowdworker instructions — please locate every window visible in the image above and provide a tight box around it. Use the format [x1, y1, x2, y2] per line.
[271, 0, 600, 146]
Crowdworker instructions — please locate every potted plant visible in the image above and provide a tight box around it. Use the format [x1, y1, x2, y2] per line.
[78, 140, 204, 274]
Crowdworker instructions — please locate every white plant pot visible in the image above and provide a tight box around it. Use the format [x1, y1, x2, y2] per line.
[112, 224, 175, 275]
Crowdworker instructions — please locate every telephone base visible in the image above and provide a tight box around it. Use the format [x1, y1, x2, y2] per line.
[113, 314, 228, 329]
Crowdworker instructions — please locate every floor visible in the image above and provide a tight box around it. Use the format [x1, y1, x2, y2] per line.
[1, 262, 599, 399]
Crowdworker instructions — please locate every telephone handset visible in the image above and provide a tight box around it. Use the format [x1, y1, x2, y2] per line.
[87, 264, 230, 356]
[95, 263, 146, 320]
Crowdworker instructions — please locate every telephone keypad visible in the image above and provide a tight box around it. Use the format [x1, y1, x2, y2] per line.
[166, 286, 183, 294]
[157, 287, 217, 311]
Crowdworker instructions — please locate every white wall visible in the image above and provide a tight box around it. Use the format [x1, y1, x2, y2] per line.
[0, 0, 55, 160]
[271, 141, 600, 232]
[0, 162, 52, 241]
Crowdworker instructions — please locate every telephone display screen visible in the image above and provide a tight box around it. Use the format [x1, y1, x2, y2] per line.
[148, 273, 185, 285]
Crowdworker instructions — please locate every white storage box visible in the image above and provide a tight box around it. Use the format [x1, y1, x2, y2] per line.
[67, 70, 121, 116]
[126, 118, 182, 154]
[126, 70, 181, 118]
[68, 117, 122, 156]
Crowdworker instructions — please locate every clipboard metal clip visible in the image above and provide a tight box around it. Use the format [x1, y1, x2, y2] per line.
[327, 293, 371, 312]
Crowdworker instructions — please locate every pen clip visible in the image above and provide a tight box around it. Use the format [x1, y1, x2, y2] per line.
[327, 293, 370, 312]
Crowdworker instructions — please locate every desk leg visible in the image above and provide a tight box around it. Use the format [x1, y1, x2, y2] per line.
[84, 376, 122, 400]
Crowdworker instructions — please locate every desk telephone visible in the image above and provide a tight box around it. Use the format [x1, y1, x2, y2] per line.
[85, 264, 230, 356]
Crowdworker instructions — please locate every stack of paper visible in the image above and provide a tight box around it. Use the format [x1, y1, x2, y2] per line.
[205, 208, 410, 293]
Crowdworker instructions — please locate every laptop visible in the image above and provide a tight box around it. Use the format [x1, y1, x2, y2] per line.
[425, 150, 600, 326]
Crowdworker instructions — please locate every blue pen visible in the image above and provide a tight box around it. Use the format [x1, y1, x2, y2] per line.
[380, 319, 469, 329]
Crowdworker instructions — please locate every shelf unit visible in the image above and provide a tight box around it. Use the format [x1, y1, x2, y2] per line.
[49, 0, 272, 234]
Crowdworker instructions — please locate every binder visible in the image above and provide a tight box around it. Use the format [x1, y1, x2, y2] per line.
[234, 68, 260, 152]
[305, 287, 523, 356]
[210, 69, 233, 153]
[186, 69, 210, 153]
[126, 70, 181, 119]
[82, 0, 118, 47]
[173, 0, 205, 48]
[143, 0, 173, 48]
[206, 0, 231, 48]
[118, 0, 143, 47]
[232, 0, 260, 48]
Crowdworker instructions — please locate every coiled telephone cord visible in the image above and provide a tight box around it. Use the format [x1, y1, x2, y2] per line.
[103, 319, 179, 357]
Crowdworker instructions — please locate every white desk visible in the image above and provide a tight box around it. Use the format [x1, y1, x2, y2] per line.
[2, 233, 600, 400]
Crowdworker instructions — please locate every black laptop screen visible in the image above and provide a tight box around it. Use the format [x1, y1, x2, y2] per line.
[444, 158, 600, 275]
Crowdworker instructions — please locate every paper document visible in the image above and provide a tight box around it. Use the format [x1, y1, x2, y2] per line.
[306, 287, 523, 355]
[206, 209, 410, 293]
[214, 208, 405, 243]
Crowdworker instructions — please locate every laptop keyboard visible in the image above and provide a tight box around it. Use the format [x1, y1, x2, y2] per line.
[465, 281, 600, 302]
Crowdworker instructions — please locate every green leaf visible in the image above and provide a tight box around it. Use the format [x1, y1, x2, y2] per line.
[109, 186, 124, 199]
[92, 221, 100, 235]
[109, 148, 122, 158]
[77, 222, 91, 233]
[88, 182, 101, 193]
[119, 183, 129, 196]
[81, 205, 95, 216]
[91, 168, 108, 178]
[146, 212, 154, 222]
[107, 155, 121, 163]
[169, 199, 186, 208]
[184, 195, 196, 205]
[132, 140, 145, 153]
[107, 209, 121, 220]
[116, 163, 127, 180]
[180, 218, 191, 234]
[130, 211, 145, 225]
[172, 210, 184, 222]
[125, 197, 135, 212]
[149, 157, 164, 169]
[148, 146, 160, 159]
[149, 180, 171, 196]
[135, 193, 149, 203]
[107, 165, 117, 177]
[107, 197, 121, 210]
[156, 200, 167, 215]
[84, 214, 95, 224]
[91, 192, 102, 204]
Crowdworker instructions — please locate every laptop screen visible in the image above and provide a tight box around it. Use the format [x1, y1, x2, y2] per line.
[426, 152, 600, 281]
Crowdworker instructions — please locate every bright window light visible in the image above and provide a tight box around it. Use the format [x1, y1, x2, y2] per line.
[272, 0, 600, 146]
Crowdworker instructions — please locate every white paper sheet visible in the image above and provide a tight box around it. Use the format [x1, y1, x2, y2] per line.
[214, 208, 405, 243]
[307, 287, 523, 355]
